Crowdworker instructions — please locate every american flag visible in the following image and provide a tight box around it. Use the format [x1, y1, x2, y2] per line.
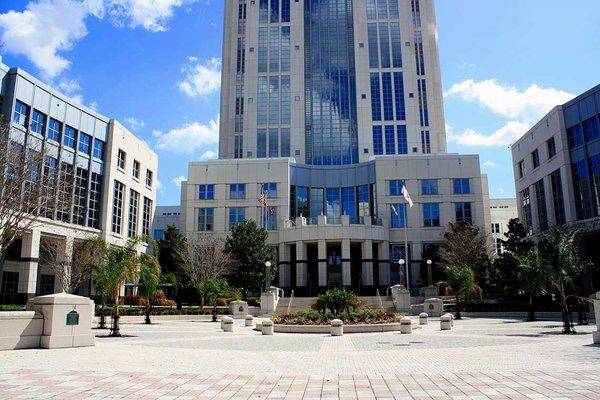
[258, 192, 268, 206]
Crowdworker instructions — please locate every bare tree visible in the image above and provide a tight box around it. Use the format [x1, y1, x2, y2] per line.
[183, 235, 234, 305]
[0, 124, 74, 283]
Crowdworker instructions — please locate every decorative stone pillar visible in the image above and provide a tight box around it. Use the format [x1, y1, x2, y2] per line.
[593, 292, 600, 344]
[278, 243, 290, 288]
[19, 230, 41, 300]
[361, 240, 373, 286]
[295, 241, 307, 287]
[378, 241, 390, 286]
[341, 239, 351, 286]
[317, 240, 327, 287]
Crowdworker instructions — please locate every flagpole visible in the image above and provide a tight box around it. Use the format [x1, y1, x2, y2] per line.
[404, 202, 410, 292]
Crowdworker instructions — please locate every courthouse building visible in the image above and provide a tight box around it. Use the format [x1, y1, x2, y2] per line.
[0, 63, 157, 304]
[181, 0, 491, 296]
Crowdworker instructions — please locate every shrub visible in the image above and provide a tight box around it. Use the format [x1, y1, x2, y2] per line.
[0, 304, 23, 311]
[313, 288, 358, 316]
[273, 308, 401, 325]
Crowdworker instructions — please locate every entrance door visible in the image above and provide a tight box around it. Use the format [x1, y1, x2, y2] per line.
[327, 244, 342, 288]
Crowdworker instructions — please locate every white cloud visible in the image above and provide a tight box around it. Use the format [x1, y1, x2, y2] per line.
[56, 76, 84, 104]
[448, 121, 530, 147]
[105, 0, 198, 32]
[199, 149, 217, 160]
[153, 115, 219, 154]
[178, 57, 221, 97]
[483, 161, 497, 167]
[170, 175, 186, 187]
[124, 116, 146, 131]
[88, 101, 98, 110]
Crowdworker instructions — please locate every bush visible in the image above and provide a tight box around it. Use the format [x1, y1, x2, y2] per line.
[312, 288, 359, 316]
[0, 304, 23, 311]
[273, 309, 401, 325]
[96, 306, 228, 317]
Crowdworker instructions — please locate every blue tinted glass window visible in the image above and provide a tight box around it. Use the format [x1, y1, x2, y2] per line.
[373, 126, 383, 155]
[13, 100, 29, 126]
[199, 184, 215, 200]
[229, 207, 245, 228]
[385, 125, 395, 154]
[583, 116, 599, 142]
[341, 186, 357, 223]
[418, 79, 429, 126]
[390, 203, 406, 228]
[453, 178, 471, 195]
[366, 0, 376, 20]
[567, 125, 584, 148]
[257, 129, 267, 158]
[326, 188, 341, 224]
[423, 203, 440, 227]
[153, 229, 165, 240]
[281, 0, 290, 22]
[198, 208, 214, 231]
[421, 179, 438, 195]
[270, 0, 279, 22]
[261, 183, 277, 198]
[378, 23, 390, 68]
[93, 139, 105, 159]
[269, 27, 280, 72]
[280, 128, 290, 157]
[397, 125, 407, 154]
[421, 130, 431, 153]
[370, 73, 381, 121]
[230, 183, 246, 199]
[259, 0, 268, 23]
[30, 110, 46, 135]
[455, 202, 472, 223]
[48, 119, 61, 142]
[78, 133, 91, 155]
[368, 23, 379, 68]
[388, 0, 399, 19]
[258, 28, 268, 73]
[393, 73, 405, 120]
[281, 27, 291, 72]
[269, 128, 279, 157]
[389, 180, 405, 196]
[64, 126, 77, 149]
[382, 73, 393, 121]
[377, 0, 387, 18]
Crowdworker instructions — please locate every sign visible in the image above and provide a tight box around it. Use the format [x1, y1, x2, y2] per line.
[66, 310, 79, 326]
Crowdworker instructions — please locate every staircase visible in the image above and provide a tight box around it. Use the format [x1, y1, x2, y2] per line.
[358, 296, 396, 312]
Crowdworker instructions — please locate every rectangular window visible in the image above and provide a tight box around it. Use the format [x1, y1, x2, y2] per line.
[491, 223, 501, 234]
[280, 128, 290, 157]
[453, 178, 471, 195]
[341, 186, 357, 224]
[281, 0, 290, 22]
[455, 202, 472, 224]
[382, 73, 394, 121]
[48, 118, 62, 142]
[146, 169, 153, 188]
[421, 179, 438, 195]
[567, 125, 583, 148]
[1, 271, 19, 295]
[269, 128, 279, 157]
[197, 208, 214, 231]
[270, 0, 279, 23]
[357, 185, 370, 220]
[258, 27, 268, 73]
[583, 116, 599, 142]
[88, 172, 103, 229]
[128, 189, 139, 238]
[117, 149, 126, 170]
[142, 197, 152, 237]
[259, 0, 268, 23]
[326, 188, 341, 224]
[393, 72, 405, 120]
[390, 22, 402, 68]
[230, 183, 246, 199]
[13, 100, 30, 127]
[385, 125, 395, 154]
[494, 238, 503, 255]
[30, 109, 46, 135]
[132, 160, 140, 179]
[262, 206, 277, 230]
[229, 207, 245, 228]
[572, 159, 593, 220]
[397, 125, 407, 154]
[198, 184, 215, 200]
[534, 179, 548, 231]
[390, 203, 406, 228]
[234, 135, 243, 159]
[590, 154, 600, 218]
[379, 23, 391, 68]
[112, 180, 125, 234]
[368, 23, 379, 68]
[93, 139, 105, 160]
[269, 27, 280, 72]
[373, 126, 383, 155]
[73, 167, 89, 226]
[520, 188, 532, 231]
[423, 203, 440, 227]
[64, 126, 77, 149]
[421, 131, 431, 153]
[261, 182, 277, 198]
[257, 129, 267, 158]
[531, 149, 540, 169]
[370, 73, 381, 121]
[268, 76, 279, 125]
[78, 132, 91, 155]
[389, 180, 405, 196]
[38, 274, 55, 296]
[518, 160, 525, 179]
[546, 136, 556, 159]
[417, 79, 429, 126]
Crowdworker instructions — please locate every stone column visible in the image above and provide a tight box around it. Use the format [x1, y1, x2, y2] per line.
[341, 239, 351, 286]
[278, 243, 290, 288]
[378, 241, 390, 286]
[18, 230, 41, 300]
[295, 241, 307, 287]
[593, 292, 600, 344]
[361, 240, 373, 286]
[318, 240, 327, 287]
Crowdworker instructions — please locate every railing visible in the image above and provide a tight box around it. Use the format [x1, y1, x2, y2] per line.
[282, 215, 385, 228]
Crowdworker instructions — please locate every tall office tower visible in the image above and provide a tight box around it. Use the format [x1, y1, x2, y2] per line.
[183, 0, 490, 297]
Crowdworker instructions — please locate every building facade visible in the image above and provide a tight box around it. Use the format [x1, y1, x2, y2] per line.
[152, 206, 182, 241]
[511, 84, 600, 285]
[489, 198, 518, 255]
[0, 63, 158, 304]
[182, 0, 490, 296]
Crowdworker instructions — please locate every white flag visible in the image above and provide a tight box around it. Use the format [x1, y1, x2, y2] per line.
[401, 185, 413, 208]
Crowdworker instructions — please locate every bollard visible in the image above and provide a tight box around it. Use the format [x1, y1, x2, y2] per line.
[222, 316, 234, 332]
[261, 319, 274, 335]
[245, 315, 254, 327]
[440, 314, 452, 330]
[419, 313, 429, 325]
[330, 319, 343, 336]
[443, 313, 455, 327]
[400, 317, 412, 334]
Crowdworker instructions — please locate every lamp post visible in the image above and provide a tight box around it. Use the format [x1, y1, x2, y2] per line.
[264, 261, 272, 291]
[427, 259, 433, 287]
[399, 259, 408, 291]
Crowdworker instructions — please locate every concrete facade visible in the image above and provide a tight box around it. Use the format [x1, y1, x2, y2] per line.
[489, 198, 518, 255]
[0, 63, 158, 304]
[151, 205, 182, 241]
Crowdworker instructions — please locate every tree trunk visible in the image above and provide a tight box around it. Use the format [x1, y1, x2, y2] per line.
[98, 301, 107, 329]
[455, 294, 462, 320]
[110, 294, 121, 337]
[212, 303, 218, 322]
[144, 304, 152, 325]
[527, 293, 536, 322]
[561, 295, 575, 334]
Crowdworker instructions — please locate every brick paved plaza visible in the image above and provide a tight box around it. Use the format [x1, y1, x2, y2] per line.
[1, 318, 599, 399]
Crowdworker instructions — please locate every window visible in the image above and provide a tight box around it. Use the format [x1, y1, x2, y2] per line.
[230, 183, 246, 199]
[455, 202, 472, 224]
[153, 229, 165, 240]
[199, 184, 215, 200]
[133, 160, 140, 179]
[531, 149, 540, 169]
[78, 133, 92, 155]
[520, 188, 532, 231]
[494, 238, 503, 255]
[64, 126, 77, 149]
[567, 125, 583, 148]
[93, 139, 105, 160]
[38, 274, 55, 296]
[385, 125, 395, 154]
[518, 160, 525, 179]
[453, 178, 471, 195]
[370, 73, 381, 121]
[549, 169, 565, 226]
[88, 172, 103, 229]
[373, 126, 383, 155]
[142, 197, 152, 237]
[421, 131, 431, 153]
[229, 207, 245, 228]
[30, 110, 46, 135]
[48, 118, 61, 142]
[397, 125, 407, 154]
[261, 182, 277, 198]
[583, 116, 599, 142]
[423, 203, 440, 227]
[13, 100, 29, 126]
[546, 136, 556, 159]
[117, 149, 126, 170]
[73, 167, 89, 226]
[128, 190, 139, 238]
[572, 159, 593, 220]
[262, 206, 277, 230]
[389, 180, 405, 196]
[421, 179, 438, 195]
[341, 187, 357, 224]
[1, 271, 19, 295]
[390, 203, 406, 228]
[326, 188, 341, 224]
[534, 179, 548, 231]
[197, 208, 214, 231]
[146, 169, 153, 188]
[112, 180, 125, 234]
[491, 223, 501, 234]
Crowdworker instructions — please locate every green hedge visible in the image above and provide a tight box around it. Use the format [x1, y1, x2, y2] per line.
[95, 306, 228, 317]
[0, 305, 23, 311]
[273, 309, 402, 325]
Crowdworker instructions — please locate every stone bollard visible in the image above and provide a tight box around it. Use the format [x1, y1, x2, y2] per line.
[440, 314, 452, 330]
[419, 313, 429, 325]
[593, 291, 599, 344]
[245, 315, 254, 327]
[222, 316, 234, 332]
[261, 319, 274, 335]
[400, 317, 412, 334]
[330, 319, 343, 336]
[443, 313, 455, 327]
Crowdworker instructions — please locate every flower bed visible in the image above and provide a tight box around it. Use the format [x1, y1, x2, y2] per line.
[95, 306, 228, 317]
[272, 309, 402, 326]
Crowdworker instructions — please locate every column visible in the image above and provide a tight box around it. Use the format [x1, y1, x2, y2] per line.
[318, 240, 327, 287]
[278, 243, 290, 288]
[295, 241, 307, 287]
[18, 229, 41, 300]
[379, 241, 390, 286]
[362, 240, 373, 286]
[341, 239, 351, 286]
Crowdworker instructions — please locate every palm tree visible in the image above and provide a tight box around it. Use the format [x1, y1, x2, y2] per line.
[538, 229, 591, 334]
[516, 250, 550, 321]
[138, 254, 161, 324]
[439, 264, 479, 319]
[201, 278, 230, 322]
[90, 239, 110, 329]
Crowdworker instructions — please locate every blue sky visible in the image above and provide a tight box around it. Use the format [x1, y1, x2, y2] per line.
[0, 0, 599, 205]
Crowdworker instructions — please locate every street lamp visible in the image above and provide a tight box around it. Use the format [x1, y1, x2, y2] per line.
[264, 261, 272, 291]
[398, 259, 408, 290]
[426, 259, 433, 287]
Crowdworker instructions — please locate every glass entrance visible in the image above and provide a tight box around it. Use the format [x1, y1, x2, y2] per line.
[327, 244, 342, 287]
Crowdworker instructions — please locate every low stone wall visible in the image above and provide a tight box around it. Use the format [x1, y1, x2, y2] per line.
[252, 322, 409, 334]
[93, 314, 219, 325]
[0, 311, 43, 350]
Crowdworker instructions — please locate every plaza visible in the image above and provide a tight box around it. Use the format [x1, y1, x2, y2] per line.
[1, 317, 599, 399]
